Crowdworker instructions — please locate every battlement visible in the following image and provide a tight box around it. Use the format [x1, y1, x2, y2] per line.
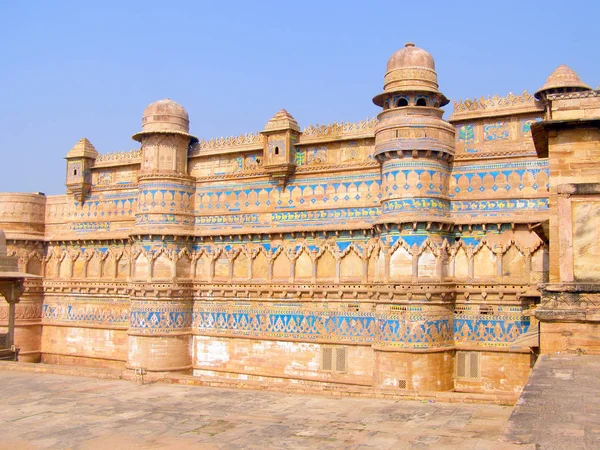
[94, 149, 142, 168]
[299, 118, 377, 144]
[451, 91, 544, 122]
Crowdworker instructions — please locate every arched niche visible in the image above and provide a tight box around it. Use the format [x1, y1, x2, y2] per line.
[133, 253, 149, 280]
[295, 250, 312, 280]
[502, 246, 524, 279]
[72, 256, 86, 278]
[316, 250, 336, 280]
[252, 251, 268, 281]
[390, 245, 412, 280]
[27, 256, 42, 275]
[116, 257, 128, 280]
[88, 253, 101, 278]
[58, 257, 71, 279]
[213, 255, 229, 280]
[232, 252, 249, 280]
[176, 253, 192, 279]
[102, 254, 114, 279]
[195, 254, 211, 280]
[418, 248, 437, 278]
[474, 245, 496, 280]
[272, 252, 290, 281]
[340, 249, 363, 282]
[153, 253, 172, 279]
[45, 254, 57, 278]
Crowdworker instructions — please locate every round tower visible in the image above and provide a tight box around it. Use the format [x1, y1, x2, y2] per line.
[133, 99, 197, 235]
[371, 44, 455, 391]
[127, 99, 197, 375]
[373, 43, 455, 225]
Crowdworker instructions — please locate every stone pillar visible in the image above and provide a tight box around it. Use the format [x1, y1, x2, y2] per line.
[0, 280, 25, 349]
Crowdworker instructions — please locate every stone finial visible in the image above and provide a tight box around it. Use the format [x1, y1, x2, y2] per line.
[66, 138, 98, 159]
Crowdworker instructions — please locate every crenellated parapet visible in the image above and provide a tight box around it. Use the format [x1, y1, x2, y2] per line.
[94, 149, 142, 168]
[451, 91, 544, 121]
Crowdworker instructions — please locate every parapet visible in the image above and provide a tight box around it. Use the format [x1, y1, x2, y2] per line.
[0, 193, 47, 240]
[450, 91, 544, 122]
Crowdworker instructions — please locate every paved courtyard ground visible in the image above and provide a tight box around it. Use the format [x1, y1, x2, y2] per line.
[504, 354, 600, 450]
[0, 370, 525, 450]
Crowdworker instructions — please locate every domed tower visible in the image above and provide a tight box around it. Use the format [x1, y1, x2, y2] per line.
[132, 99, 197, 235]
[370, 43, 456, 392]
[534, 65, 592, 119]
[127, 99, 197, 376]
[373, 43, 455, 225]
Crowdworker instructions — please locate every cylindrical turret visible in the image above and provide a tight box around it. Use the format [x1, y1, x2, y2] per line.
[373, 43, 455, 224]
[133, 99, 197, 235]
[127, 99, 196, 375]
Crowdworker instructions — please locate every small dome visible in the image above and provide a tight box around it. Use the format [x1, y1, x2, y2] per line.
[534, 65, 591, 100]
[373, 43, 448, 107]
[262, 109, 300, 133]
[387, 42, 435, 72]
[132, 98, 197, 142]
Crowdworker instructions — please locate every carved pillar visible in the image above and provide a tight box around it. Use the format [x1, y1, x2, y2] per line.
[290, 258, 296, 283]
[209, 258, 215, 282]
[228, 258, 234, 280]
[523, 247, 532, 281]
[267, 257, 274, 281]
[411, 252, 419, 283]
[495, 247, 503, 277]
[467, 249, 474, 281]
[384, 251, 390, 283]
[0, 280, 25, 348]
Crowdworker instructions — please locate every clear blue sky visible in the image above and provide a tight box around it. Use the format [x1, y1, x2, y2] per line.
[1, 0, 598, 195]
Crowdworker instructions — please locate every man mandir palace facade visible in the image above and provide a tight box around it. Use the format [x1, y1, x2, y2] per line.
[1, 43, 600, 395]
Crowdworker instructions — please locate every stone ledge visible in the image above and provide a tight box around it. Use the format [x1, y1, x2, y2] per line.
[0, 360, 124, 379]
[0, 360, 519, 405]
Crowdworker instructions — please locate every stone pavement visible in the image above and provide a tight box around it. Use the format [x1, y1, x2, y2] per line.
[504, 354, 600, 449]
[0, 370, 527, 450]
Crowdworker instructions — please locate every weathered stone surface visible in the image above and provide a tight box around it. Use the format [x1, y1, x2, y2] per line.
[0, 369, 526, 449]
[504, 354, 600, 449]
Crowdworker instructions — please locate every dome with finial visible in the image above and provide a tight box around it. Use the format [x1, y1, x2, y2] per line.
[534, 65, 591, 100]
[386, 42, 435, 72]
[262, 109, 300, 133]
[373, 42, 448, 107]
[132, 98, 198, 142]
